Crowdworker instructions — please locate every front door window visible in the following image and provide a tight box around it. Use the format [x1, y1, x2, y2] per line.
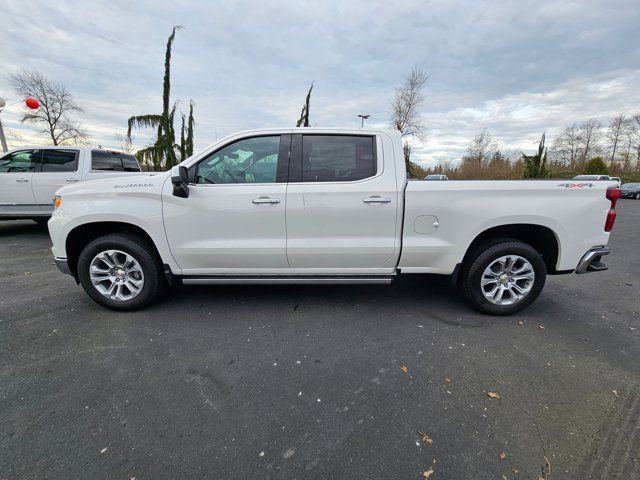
[196, 136, 281, 184]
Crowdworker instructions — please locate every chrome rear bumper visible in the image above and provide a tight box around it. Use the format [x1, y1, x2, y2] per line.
[575, 246, 610, 274]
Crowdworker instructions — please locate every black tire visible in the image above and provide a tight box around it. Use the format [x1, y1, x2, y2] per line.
[77, 232, 165, 311]
[460, 240, 546, 315]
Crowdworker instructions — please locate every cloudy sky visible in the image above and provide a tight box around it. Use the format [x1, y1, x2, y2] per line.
[1, 0, 639, 166]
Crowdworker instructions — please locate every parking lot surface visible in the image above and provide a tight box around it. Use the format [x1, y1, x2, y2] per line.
[1, 201, 639, 479]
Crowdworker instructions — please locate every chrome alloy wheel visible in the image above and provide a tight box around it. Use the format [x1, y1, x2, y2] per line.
[89, 249, 145, 301]
[480, 255, 535, 306]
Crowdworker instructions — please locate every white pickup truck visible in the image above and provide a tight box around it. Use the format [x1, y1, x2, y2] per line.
[0, 146, 142, 223]
[48, 128, 620, 315]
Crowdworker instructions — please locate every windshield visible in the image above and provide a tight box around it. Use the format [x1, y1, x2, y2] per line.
[621, 183, 640, 188]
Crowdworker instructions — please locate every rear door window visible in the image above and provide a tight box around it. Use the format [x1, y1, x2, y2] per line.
[40, 150, 78, 172]
[300, 135, 376, 182]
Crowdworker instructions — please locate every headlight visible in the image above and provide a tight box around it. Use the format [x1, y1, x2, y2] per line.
[53, 195, 62, 209]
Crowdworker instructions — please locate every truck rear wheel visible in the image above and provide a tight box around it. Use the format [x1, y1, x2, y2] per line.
[460, 240, 546, 315]
[77, 233, 165, 311]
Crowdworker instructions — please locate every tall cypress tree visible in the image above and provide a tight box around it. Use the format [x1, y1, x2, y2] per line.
[522, 133, 549, 179]
[296, 83, 313, 127]
[127, 26, 196, 170]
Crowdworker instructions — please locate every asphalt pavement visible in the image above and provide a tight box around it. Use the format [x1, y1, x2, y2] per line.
[1, 201, 639, 479]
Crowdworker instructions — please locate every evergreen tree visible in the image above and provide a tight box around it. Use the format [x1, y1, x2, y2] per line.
[584, 157, 608, 175]
[127, 26, 195, 170]
[296, 83, 313, 127]
[522, 133, 549, 179]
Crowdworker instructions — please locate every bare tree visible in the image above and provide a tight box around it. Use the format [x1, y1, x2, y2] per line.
[390, 66, 428, 138]
[629, 113, 640, 172]
[3, 127, 23, 150]
[552, 124, 581, 168]
[114, 133, 135, 154]
[389, 65, 428, 175]
[8, 69, 88, 145]
[607, 114, 627, 166]
[578, 118, 602, 163]
[552, 119, 602, 167]
[465, 129, 497, 168]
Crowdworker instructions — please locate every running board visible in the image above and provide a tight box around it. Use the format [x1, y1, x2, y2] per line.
[181, 276, 394, 285]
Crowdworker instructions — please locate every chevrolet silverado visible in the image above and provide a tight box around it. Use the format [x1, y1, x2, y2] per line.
[47, 129, 620, 314]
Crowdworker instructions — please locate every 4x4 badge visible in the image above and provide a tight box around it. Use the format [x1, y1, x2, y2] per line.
[558, 183, 594, 188]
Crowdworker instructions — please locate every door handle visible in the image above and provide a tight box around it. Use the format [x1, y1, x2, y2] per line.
[16, 178, 29, 183]
[252, 197, 280, 204]
[363, 196, 391, 204]
[65, 178, 80, 182]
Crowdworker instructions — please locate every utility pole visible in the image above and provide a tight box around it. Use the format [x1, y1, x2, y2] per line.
[357, 114, 370, 128]
[0, 96, 39, 152]
[0, 98, 7, 152]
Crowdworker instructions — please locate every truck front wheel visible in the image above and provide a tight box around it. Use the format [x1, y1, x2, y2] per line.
[460, 240, 546, 315]
[77, 233, 165, 311]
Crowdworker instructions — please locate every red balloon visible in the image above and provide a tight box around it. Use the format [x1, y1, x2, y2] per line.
[25, 97, 39, 109]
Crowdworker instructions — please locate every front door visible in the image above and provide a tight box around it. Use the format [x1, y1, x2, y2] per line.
[0, 149, 40, 217]
[163, 134, 290, 275]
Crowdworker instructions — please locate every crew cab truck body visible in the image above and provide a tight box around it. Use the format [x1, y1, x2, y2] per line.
[0, 147, 142, 223]
[48, 128, 620, 314]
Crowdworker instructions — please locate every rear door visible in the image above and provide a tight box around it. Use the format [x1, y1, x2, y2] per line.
[32, 149, 80, 212]
[0, 149, 40, 216]
[285, 134, 400, 272]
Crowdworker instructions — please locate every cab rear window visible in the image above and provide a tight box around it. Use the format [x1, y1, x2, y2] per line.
[92, 151, 141, 172]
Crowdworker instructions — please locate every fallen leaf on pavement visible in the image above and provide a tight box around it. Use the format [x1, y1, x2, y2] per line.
[25, 272, 32, 275]
[400, 365, 409, 374]
[100, 447, 107, 454]
[487, 391, 501, 399]
[517, 320, 524, 325]
[612, 390, 619, 397]
[543, 454, 552, 476]
[422, 469, 434, 479]
[445, 377, 452, 384]
[512, 468, 519, 474]
[499, 451, 507, 460]
[538, 325, 545, 330]
[418, 431, 433, 446]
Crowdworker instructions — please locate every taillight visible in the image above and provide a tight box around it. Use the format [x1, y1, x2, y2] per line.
[604, 187, 621, 232]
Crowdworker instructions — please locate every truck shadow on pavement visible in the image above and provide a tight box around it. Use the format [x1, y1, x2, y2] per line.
[0, 220, 49, 237]
[160, 275, 500, 329]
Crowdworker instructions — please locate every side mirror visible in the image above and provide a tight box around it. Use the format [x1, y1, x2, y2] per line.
[171, 165, 190, 198]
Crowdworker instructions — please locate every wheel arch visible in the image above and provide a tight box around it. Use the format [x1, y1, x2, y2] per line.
[65, 221, 161, 279]
[460, 223, 562, 275]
